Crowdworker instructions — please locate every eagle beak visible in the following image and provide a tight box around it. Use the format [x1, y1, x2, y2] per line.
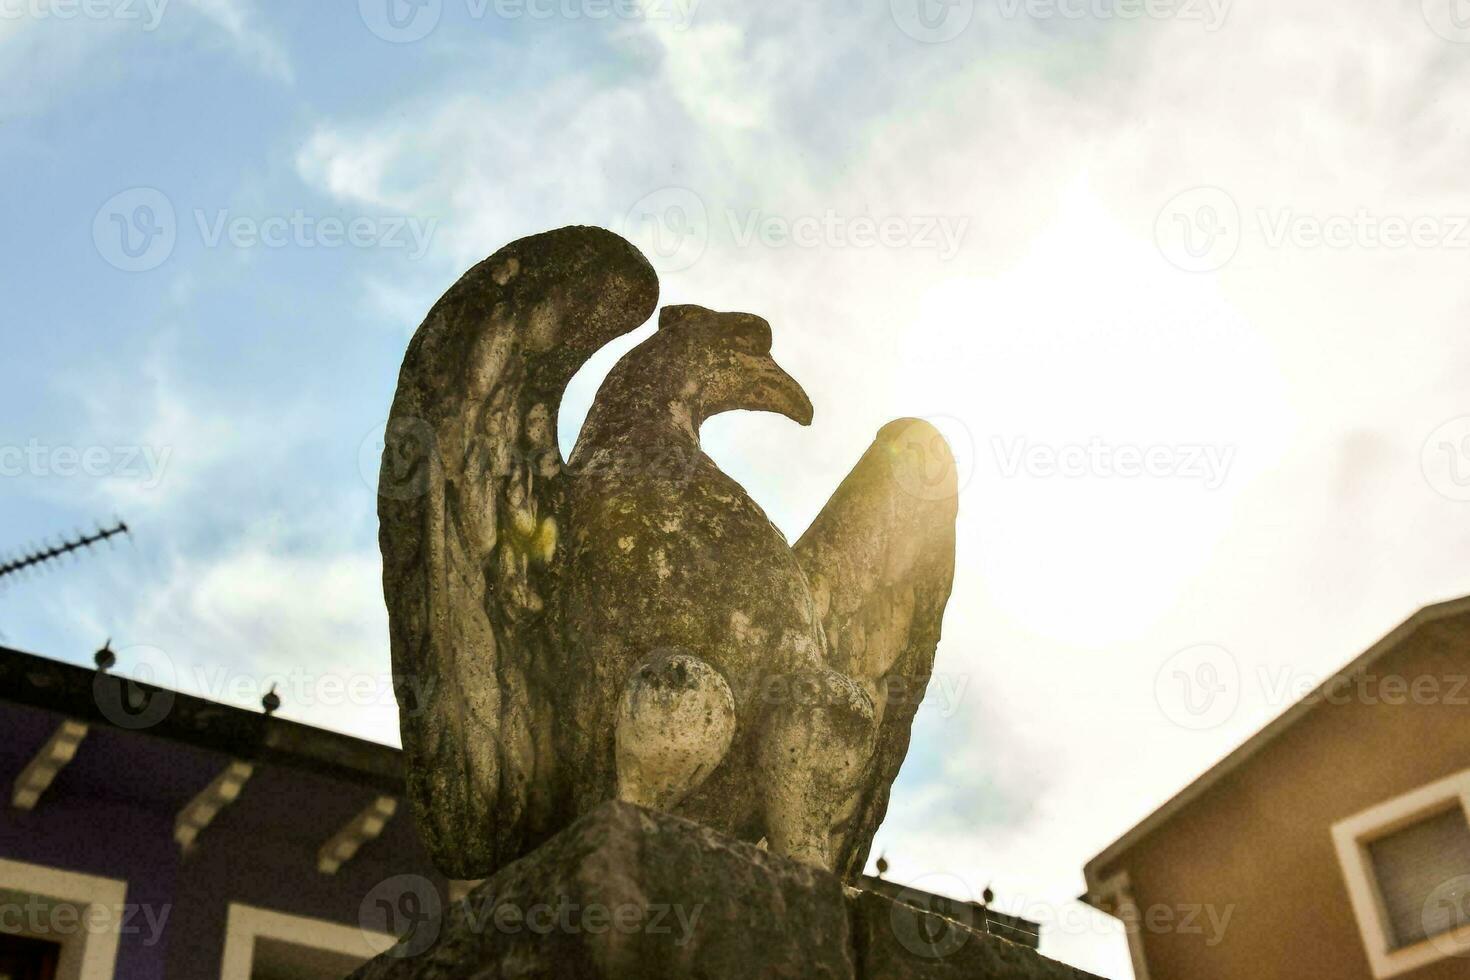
[734, 351, 814, 426]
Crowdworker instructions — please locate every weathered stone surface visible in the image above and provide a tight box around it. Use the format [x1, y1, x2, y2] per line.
[349, 802, 1102, 980]
[350, 801, 856, 980]
[378, 226, 959, 881]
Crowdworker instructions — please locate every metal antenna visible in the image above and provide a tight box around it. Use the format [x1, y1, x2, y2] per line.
[0, 519, 130, 583]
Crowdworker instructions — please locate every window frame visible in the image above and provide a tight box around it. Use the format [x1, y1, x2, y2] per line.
[0, 856, 127, 980]
[1331, 767, 1470, 978]
[218, 902, 396, 980]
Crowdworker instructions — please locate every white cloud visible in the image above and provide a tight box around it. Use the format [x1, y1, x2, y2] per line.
[0, 0, 289, 116]
[640, 18, 772, 130]
[296, 128, 406, 209]
[82, 532, 398, 744]
[287, 3, 1470, 975]
[0, 12, 128, 115]
[296, 79, 700, 271]
[51, 344, 305, 514]
[174, 0, 292, 81]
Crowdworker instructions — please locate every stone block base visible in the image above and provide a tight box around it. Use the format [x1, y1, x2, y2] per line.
[349, 802, 1099, 979]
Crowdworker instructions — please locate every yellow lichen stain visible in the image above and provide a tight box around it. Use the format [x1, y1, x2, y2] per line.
[500, 508, 557, 566]
[618, 536, 635, 553]
[532, 517, 557, 564]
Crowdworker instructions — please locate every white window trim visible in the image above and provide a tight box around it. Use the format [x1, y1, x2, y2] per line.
[0, 856, 127, 980]
[1331, 767, 1470, 979]
[218, 901, 396, 980]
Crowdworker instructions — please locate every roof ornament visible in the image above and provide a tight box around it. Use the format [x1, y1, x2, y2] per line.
[94, 638, 116, 672]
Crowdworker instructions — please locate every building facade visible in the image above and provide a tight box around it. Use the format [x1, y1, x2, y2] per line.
[0, 644, 452, 979]
[1084, 596, 1470, 980]
[2, 642, 1043, 979]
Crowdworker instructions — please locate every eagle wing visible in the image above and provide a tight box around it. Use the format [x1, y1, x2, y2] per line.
[378, 227, 658, 877]
[793, 418, 959, 880]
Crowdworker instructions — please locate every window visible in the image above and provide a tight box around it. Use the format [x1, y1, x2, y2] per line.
[0, 933, 62, 980]
[1332, 768, 1470, 978]
[0, 859, 126, 980]
[1367, 807, 1470, 949]
[218, 904, 396, 980]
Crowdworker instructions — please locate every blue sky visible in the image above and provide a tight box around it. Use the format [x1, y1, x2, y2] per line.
[9, 0, 1470, 975]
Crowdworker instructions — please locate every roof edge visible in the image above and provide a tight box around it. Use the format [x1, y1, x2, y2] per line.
[1082, 592, 1470, 903]
[0, 644, 405, 794]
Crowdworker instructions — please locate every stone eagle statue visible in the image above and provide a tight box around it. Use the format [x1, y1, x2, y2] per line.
[378, 226, 957, 882]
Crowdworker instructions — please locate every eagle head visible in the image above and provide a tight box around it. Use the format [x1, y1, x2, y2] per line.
[649, 304, 815, 428]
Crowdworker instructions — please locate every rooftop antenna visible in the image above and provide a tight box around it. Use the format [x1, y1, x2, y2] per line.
[0, 519, 130, 583]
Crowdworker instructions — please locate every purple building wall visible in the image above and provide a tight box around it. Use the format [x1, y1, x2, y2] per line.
[0, 650, 448, 980]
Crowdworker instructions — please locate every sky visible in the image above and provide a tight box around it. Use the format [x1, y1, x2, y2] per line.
[6, 0, 1470, 975]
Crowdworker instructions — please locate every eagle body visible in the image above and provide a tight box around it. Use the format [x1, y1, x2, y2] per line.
[562, 312, 829, 838]
[379, 227, 957, 881]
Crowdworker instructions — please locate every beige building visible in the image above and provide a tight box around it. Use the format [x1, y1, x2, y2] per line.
[1084, 596, 1470, 980]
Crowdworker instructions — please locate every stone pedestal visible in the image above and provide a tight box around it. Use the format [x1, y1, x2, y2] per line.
[349, 802, 1100, 980]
